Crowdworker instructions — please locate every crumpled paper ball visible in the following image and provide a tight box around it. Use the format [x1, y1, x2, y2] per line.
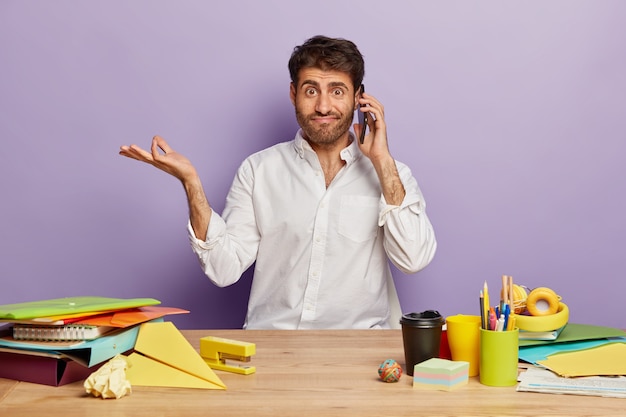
[84, 354, 132, 399]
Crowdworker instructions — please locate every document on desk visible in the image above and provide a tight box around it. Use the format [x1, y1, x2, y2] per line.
[518, 337, 626, 366]
[537, 342, 626, 377]
[517, 367, 626, 398]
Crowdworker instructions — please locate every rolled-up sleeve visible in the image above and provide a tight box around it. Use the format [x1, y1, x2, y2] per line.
[378, 163, 436, 273]
[187, 159, 260, 287]
[187, 214, 242, 287]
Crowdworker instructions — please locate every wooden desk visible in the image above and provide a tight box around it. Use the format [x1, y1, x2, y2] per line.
[0, 329, 623, 417]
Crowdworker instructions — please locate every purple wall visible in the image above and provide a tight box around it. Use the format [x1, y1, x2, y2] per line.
[1, 1, 625, 329]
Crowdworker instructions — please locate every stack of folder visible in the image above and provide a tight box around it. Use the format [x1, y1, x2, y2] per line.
[0, 296, 188, 386]
[517, 323, 626, 397]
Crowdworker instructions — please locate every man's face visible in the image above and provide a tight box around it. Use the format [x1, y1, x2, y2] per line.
[290, 68, 357, 148]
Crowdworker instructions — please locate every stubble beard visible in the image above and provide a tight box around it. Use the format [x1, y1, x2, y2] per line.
[296, 109, 354, 149]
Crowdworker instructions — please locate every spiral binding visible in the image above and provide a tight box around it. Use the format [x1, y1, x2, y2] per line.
[12, 325, 107, 341]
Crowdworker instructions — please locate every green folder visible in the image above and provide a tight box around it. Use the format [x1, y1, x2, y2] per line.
[519, 323, 626, 347]
[0, 296, 161, 320]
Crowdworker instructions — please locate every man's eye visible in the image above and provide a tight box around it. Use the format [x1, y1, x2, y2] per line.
[305, 88, 317, 96]
[332, 89, 344, 96]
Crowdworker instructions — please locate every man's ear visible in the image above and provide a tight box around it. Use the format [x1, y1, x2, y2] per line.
[354, 84, 363, 111]
[289, 82, 296, 105]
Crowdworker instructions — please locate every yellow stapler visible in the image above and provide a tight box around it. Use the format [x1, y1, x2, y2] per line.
[200, 336, 256, 375]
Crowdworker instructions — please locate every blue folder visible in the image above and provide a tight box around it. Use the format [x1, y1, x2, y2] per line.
[0, 322, 149, 367]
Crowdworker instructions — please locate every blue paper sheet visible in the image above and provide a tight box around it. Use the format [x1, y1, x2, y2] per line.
[519, 337, 626, 365]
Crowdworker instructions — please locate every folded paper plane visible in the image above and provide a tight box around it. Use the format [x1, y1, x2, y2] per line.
[125, 321, 226, 390]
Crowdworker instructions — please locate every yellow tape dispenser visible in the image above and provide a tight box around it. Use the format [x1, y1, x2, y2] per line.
[514, 286, 569, 332]
[200, 336, 256, 375]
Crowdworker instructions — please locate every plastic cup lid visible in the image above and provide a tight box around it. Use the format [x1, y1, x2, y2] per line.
[400, 310, 444, 327]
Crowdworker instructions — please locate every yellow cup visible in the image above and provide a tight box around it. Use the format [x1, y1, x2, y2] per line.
[445, 315, 481, 376]
[479, 328, 519, 386]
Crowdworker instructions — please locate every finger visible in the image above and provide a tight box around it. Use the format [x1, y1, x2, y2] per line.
[151, 136, 170, 160]
[360, 95, 385, 121]
[153, 135, 174, 155]
[361, 92, 383, 108]
[126, 144, 155, 162]
[368, 103, 384, 120]
[119, 146, 141, 161]
[367, 111, 377, 131]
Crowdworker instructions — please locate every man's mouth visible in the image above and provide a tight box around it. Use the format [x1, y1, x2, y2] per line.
[311, 115, 338, 124]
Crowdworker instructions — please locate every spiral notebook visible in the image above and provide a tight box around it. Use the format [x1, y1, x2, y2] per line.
[12, 324, 115, 341]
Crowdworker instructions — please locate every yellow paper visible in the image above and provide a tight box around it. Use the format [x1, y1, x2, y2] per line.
[538, 342, 626, 377]
[126, 353, 223, 389]
[125, 321, 226, 389]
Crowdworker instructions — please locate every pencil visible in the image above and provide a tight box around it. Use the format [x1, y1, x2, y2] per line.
[483, 281, 489, 330]
[479, 290, 485, 330]
[508, 275, 514, 312]
[507, 313, 516, 331]
[501, 274, 508, 305]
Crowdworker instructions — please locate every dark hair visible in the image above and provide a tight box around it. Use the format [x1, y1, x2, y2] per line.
[288, 35, 365, 90]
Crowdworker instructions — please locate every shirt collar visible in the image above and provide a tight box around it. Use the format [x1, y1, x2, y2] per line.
[293, 129, 362, 165]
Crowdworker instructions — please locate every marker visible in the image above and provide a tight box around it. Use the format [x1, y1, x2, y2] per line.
[495, 315, 505, 331]
[488, 307, 497, 331]
[503, 303, 510, 330]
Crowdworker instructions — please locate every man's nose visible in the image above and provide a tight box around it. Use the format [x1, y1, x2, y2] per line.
[315, 93, 332, 114]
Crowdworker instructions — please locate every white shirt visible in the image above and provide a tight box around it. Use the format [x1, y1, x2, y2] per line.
[188, 130, 436, 329]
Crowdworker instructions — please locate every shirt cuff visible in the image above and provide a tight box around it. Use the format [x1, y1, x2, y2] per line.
[378, 193, 424, 226]
[186, 210, 225, 251]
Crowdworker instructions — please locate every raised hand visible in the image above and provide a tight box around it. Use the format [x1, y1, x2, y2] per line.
[119, 135, 199, 183]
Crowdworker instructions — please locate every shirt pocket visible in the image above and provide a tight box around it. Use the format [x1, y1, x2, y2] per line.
[338, 195, 380, 243]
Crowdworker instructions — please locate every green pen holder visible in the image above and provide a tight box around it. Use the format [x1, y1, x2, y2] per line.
[479, 328, 519, 386]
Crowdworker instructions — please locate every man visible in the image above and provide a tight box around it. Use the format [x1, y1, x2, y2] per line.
[119, 35, 436, 329]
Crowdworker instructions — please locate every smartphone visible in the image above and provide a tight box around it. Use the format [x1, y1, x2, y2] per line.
[358, 84, 368, 144]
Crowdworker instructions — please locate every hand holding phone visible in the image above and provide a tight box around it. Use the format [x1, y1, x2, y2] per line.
[358, 84, 368, 144]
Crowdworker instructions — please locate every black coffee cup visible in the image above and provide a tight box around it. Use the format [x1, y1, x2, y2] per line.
[400, 310, 444, 376]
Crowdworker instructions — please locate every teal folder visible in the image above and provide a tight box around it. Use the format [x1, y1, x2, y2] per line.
[518, 323, 626, 366]
[0, 322, 151, 367]
[0, 296, 161, 320]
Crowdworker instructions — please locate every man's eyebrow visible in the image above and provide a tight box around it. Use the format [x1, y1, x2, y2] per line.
[300, 79, 320, 88]
[299, 80, 349, 90]
[328, 81, 349, 89]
